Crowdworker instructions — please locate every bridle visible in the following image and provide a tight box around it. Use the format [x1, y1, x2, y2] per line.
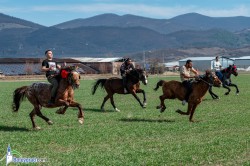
[198, 74, 217, 87]
[127, 69, 147, 83]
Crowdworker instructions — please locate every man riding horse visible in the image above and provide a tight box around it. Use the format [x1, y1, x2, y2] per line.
[120, 58, 135, 93]
[180, 59, 199, 105]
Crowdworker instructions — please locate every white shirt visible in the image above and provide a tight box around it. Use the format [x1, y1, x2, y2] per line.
[213, 60, 221, 71]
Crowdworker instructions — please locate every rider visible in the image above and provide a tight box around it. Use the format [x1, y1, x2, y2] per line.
[120, 58, 135, 93]
[180, 59, 199, 105]
[213, 56, 223, 80]
[41, 50, 61, 104]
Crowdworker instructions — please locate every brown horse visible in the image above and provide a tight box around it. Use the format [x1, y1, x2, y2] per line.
[92, 69, 147, 112]
[154, 70, 222, 122]
[12, 67, 84, 130]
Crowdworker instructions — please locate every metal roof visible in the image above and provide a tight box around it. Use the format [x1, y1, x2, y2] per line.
[70, 57, 124, 62]
[179, 57, 215, 61]
[179, 56, 234, 61]
[233, 56, 250, 60]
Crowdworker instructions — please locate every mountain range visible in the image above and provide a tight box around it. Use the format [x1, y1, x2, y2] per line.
[1, 12, 250, 61]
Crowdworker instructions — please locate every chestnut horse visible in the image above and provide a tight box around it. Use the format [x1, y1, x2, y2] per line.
[154, 70, 222, 122]
[209, 64, 239, 99]
[12, 67, 84, 130]
[92, 69, 147, 112]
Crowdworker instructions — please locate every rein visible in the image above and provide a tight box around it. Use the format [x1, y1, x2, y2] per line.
[198, 76, 214, 87]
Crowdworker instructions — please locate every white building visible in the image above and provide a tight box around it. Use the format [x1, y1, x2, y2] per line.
[233, 56, 250, 70]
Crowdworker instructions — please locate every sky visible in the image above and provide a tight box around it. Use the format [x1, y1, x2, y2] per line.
[1, 0, 250, 26]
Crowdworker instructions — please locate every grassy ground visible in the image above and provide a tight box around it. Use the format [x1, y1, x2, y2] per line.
[0, 74, 249, 165]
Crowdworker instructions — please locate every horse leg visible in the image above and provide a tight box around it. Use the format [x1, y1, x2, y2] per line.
[36, 107, 53, 125]
[56, 106, 68, 114]
[156, 95, 166, 113]
[110, 95, 120, 112]
[189, 104, 198, 122]
[176, 103, 192, 115]
[68, 101, 84, 124]
[29, 108, 39, 130]
[223, 84, 231, 95]
[100, 95, 110, 111]
[136, 89, 147, 106]
[208, 86, 219, 99]
[229, 83, 239, 95]
[131, 91, 145, 108]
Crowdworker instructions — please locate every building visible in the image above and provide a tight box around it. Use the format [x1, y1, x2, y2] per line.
[179, 56, 234, 71]
[70, 57, 128, 74]
[233, 56, 250, 70]
[0, 57, 128, 75]
[164, 61, 179, 71]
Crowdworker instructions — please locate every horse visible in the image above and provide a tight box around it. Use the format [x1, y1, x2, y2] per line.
[154, 70, 222, 122]
[12, 66, 84, 130]
[209, 64, 239, 99]
[92, 68, 148, 112]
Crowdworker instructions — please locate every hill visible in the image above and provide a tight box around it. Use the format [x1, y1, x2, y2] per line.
[1, 12, 250, 61]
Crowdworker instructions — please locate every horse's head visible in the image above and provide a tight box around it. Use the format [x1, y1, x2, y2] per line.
[229, 64, 238, 77]
[60, 66, 81, 89]
[128, 69, 148, 85]
[204, 70, 222, 87]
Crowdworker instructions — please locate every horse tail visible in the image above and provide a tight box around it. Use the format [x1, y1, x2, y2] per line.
[92, 79, 107, 95]
[12, 86, 28, 112]
[154, 80, 165, 91]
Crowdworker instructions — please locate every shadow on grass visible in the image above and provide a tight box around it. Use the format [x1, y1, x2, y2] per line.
[119, 118, 175, 123]
[0, 125, 29, 132]
[84, 108, 116, 113]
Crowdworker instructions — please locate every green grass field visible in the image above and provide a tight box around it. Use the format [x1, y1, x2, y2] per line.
[0, 74, 249, 165]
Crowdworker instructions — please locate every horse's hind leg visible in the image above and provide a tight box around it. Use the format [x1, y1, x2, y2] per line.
[29, 107, 50, 130]
[157, 95, 166, 113]
[100, 95, 110, 111]
[36, 107, 53, 125]
[29, 109, 38, 129]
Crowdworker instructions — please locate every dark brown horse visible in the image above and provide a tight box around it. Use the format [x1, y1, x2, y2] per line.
[12, 67, 84, 130]
[92, 69, 147, 112]
[154, 70, 222, 122]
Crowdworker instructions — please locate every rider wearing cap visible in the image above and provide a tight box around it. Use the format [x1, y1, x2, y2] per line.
[120, 58, 135, 93]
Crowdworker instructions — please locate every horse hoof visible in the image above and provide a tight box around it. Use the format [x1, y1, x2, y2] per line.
[225, 93, 229, 95]
[56, 108, 64, 114]
[47, 120, 53, 125]
[156, 105, 161, 109]
[143, 102, 147, 106]
[78, 118, 84, 124]
[142, 105, 146, 108]
[236, 93, 239, 96]
[33, 126, 41, 130]
[160, 108, 165, 113]
[115, 108, 121, 112]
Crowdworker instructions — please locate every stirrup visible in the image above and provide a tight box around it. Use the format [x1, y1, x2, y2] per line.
[182, 100, 187, 106]
[124, 88, 128, 93]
